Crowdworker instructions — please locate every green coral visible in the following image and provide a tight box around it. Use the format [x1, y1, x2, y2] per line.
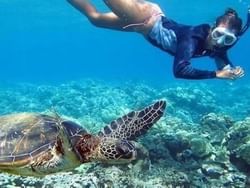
[226, 118, 250, 166]
[237, 143, 250, 165]
[190, 137, 213, 158]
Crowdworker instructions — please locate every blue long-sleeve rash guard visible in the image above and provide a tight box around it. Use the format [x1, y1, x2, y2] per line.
[147, 16, 234, 80]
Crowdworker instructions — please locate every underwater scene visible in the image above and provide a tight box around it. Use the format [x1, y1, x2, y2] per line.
[0, 0, 250, 187]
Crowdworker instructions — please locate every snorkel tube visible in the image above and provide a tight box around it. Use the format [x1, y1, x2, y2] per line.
[238, 7, 250, 36]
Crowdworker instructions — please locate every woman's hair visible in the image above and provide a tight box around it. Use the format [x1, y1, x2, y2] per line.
[215, 8, 243, 35]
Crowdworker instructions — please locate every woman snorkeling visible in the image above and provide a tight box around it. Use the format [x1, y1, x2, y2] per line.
[67, 0, 249, 80]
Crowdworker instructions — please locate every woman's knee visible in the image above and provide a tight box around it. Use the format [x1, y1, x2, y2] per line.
[87, 13, 101, 26]
[87, 13, 108, 28]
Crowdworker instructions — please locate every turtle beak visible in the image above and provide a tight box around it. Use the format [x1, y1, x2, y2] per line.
[133, 142, 149, 160]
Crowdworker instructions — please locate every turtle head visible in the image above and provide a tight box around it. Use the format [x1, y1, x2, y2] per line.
[96, 137, 137, 163]
[74, 134, 137, 163]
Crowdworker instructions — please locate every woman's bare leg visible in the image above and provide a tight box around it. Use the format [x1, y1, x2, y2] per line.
[67, 0, 163, 34]
[67, 0, 130, 31]
[103, 0, 162, 23]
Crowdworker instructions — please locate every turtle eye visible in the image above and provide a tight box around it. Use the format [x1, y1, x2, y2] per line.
[116, 140, 135, 159]
[117, 143, 129, 155]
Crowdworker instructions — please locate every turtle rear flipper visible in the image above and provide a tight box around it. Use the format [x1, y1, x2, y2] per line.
[98, 100, 166, 140]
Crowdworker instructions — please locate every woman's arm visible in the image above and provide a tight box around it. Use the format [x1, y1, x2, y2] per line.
[173, 60, 217, 79]
[214, 52, 244, 79]
[214, 51, 234, 70]
[173, 40, 216, 79]
[173, 40, 244, 80]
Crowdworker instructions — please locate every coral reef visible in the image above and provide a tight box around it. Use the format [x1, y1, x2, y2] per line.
[0, 80, 249, 187]
[225, 117, 250, 174]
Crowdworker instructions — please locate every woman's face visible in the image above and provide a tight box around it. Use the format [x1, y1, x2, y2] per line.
[210, 23, 238, 48]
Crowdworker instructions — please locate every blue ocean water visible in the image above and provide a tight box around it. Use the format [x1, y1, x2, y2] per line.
[0, 0, 249, 84]
[0, 1, 250, 187]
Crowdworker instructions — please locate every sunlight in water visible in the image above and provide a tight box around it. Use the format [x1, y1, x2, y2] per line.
[239, 0, 250, 7]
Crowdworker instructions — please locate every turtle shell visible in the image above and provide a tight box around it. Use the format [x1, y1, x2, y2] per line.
[0, 113, 63, 167]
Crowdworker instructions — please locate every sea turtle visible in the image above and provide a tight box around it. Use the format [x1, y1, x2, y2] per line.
[0, 100, 166, 177]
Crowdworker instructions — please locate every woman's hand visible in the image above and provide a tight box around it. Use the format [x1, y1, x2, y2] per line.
[216, 66, 245, 80]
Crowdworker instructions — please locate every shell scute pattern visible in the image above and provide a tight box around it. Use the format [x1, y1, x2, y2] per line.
[0, 113, 60, 166]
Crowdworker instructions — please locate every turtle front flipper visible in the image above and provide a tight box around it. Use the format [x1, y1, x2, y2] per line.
[98, 100, 166, 140]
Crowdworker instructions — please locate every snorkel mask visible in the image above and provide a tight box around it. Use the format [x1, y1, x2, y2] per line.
[212, 8, 250, 47]
[211, 27, 237, 46]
